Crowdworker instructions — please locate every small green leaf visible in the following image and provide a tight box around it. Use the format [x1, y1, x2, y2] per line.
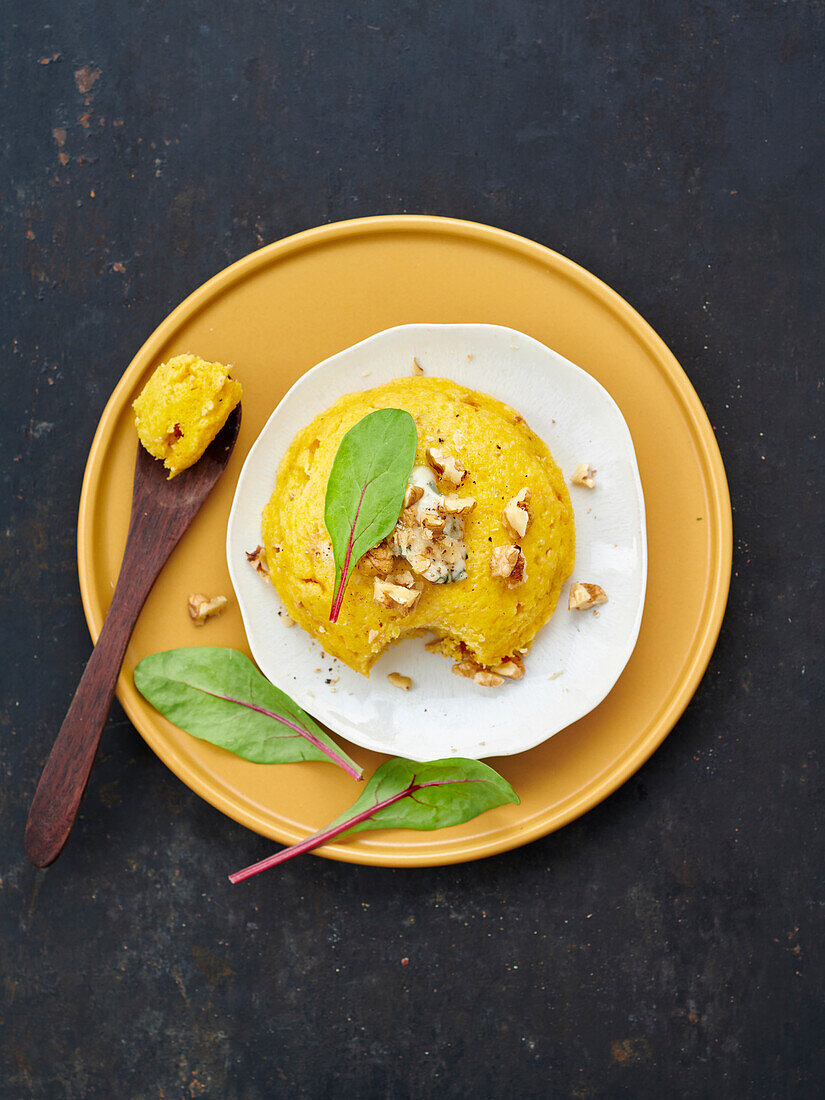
[134, 647, 362, 779]
[229, 758, 519, 881]
[329, 758, 519, 834]
[324, 408, 417, 621]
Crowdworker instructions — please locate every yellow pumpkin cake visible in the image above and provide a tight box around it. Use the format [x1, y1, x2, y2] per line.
[262, 377, 575, 678]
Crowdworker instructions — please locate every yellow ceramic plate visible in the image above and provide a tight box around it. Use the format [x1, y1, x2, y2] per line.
[77, 215, 731, 868]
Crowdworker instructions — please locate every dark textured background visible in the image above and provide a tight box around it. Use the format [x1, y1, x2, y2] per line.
[1, 2, 823, 1097]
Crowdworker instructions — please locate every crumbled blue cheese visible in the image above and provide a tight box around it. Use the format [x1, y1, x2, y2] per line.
[391, 466, 469, 583]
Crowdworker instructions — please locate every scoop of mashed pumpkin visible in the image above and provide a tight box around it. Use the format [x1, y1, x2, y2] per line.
[133, 353, 242, 477]
[262, 377, 575, 677]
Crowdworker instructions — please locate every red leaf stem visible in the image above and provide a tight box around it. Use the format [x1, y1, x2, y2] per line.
[229, 777, 484, 883]
[190, 685, 362, 781]
[329, 477, 371, 622]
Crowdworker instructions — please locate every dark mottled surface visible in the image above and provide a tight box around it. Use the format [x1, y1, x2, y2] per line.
[1, 2, 823, 1097]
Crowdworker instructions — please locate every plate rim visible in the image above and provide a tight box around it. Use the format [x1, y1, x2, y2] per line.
[76, 214, 732, 867]
[225, 320, 649, 760]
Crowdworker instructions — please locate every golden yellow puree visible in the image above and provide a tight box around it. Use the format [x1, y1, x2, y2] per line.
[263, 377, 575, 676]
[133, 353, 242, 478]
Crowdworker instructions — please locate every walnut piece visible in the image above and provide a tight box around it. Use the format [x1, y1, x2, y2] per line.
[245, 545, 269, 578]
[373, 578, 422, 613]
[404, 483, 425, 508]
[452, 651, 522, 685]
[568, 582, 608, 610]
[492, 655, 525, 680]
[571, 462, 596, 489]
[421, 509, 446, 534]
[506, 551, 527, 588]
[501, 487, 532, 539]
[388, 672, 412, 691]
[452, 658, 483, 679]
[358, 543, 395, 578]
[490, 544, 526, 587]
[441, 494, 476, 515]
[473, 670, 504, 687]
[188, 593, 228, 625]
[390, 570, 416, 589]
[426, 446, 466, 486]
[490, 544, 520, 578]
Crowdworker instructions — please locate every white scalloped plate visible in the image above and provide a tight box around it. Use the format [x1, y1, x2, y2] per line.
[226, 323, 646, 762]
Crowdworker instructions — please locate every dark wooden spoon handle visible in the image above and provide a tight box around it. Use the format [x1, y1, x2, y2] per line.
[23, 572, 150, 867]
[23, 470, 197, 867]
[22, 472, 182, 868]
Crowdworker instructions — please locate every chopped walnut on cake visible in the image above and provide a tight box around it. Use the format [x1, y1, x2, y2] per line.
[421, 509, 446, 535]
[490, 544, 527, 587]
[358, 542, 394, 578]
[492, 655, 525, 680]
[502, 487, 532, 539]
[448, 648, 524, 687]
[451, 656, 481, 678]
[441, 494, 476, 515]
[451, 659, 499, 687]
[426, 446, 466, 486]
[373, 577, 422, 613]
[491, 544, 519, 578]
[403, 483, 425, 508]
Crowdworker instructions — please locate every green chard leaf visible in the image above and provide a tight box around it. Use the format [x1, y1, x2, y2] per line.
[324, 408, 417, 622]
[229, 758, 519, 882]
[134, 647, 362, 780]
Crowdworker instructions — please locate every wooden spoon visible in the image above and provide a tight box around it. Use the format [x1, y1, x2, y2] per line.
[24, 404, 242, 867]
